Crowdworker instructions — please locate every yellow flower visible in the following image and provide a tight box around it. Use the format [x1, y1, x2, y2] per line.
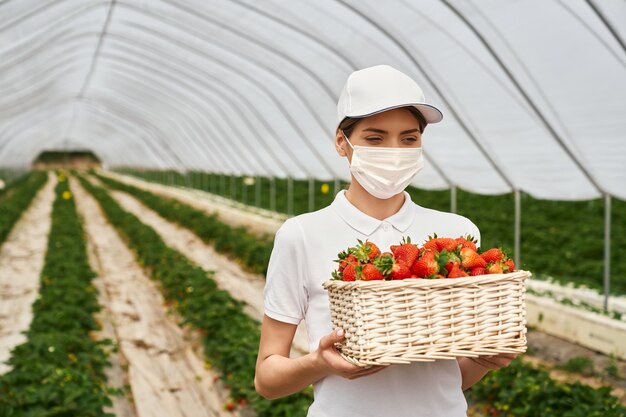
[62, 191, 72, 200]
[320, 183, 330, 194]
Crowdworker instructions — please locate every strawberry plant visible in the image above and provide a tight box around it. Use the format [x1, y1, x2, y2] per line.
[79, 176, 313, 417]
[0, 170, 47, 245]
[466, 358, 626, 417]
[119, 169, 626, 295]
[94, 173, 274, 275]
[0, 174, 116, 415]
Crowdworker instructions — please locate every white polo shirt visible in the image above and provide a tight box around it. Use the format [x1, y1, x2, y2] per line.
[264, 189, 481, 417]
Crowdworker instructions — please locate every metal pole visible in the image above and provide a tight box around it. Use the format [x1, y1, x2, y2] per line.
[309, 178, 315, 212]
[255, 176, 261, 208]
[450, 186, 457, 214]
[287, 177, 294, 215]
[514, 189, 521, 269]
[604, 194, 612, 311]
[270, 177, 276, 212]
[334, 178, 341, 196]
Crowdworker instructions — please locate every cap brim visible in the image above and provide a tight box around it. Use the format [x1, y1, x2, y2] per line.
[345, 103, 443, 124]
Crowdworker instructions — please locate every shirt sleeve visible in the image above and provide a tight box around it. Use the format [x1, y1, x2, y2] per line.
[263, 218, 308, 325]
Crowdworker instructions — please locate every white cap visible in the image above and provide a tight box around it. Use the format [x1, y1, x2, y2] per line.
[336, 65, 443, 130]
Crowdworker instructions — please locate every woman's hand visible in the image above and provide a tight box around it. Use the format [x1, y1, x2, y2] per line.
[468, 352, 518, 370]
[315, 328, 388, 380]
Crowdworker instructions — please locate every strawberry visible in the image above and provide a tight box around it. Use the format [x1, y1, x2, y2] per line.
[411, 251, 439, 278]
[393, 236, 420, 267]
[390, 244, 400, 254]
[486, 261, 504, 274]
[504, 259, 515, 273]
[481, 248, 503, 263]
[447, 263, 469, 278]
[360, 263, 384, 281]
[351, 239, 380, 262]
[460, 248, 486, 269]
[443, 251, 461, 273]
[389, 260, 412, 280]
[470, 266, 486, 276]
[422, 234, 440, 252]
[342, 262, 357, 281]
[455, 235, 478, 251]
[436, 238, 459, 252]
[338, 254, 357, 273]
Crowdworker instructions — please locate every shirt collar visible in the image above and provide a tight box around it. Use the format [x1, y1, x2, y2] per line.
[331, 190, 416, 236]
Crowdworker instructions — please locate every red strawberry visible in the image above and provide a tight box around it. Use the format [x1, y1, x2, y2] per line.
[456, 235, 477, 251]
[352, 239, 380, 262]
[486, 261, 504, 274]
[390, 244, 400, 254]
[360, 263, 384, 281]
[342, 263, 357, 281]
[423, 234, 440, 252]
[447, 263, 469, 278]
[470, 267, 486, 276]
[504, 259, 515, 273]
[436, 238, 459, 252]
[393, 236, 420, 267]
[411, 251, 439, 278]
[338, 254, 357, 272]
[460, 248, 486, 269]
[481, 248, 503, 263]
[389, 260, 412, 280]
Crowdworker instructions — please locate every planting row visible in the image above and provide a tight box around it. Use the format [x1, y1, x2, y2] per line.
[79, 176, 314, 417]
[95, 173, 274, 276]
[95, 173, 626, 415]
[0, 171, 48, 246]
[118, 168, 626, 295]
[0, 173, 116, 415]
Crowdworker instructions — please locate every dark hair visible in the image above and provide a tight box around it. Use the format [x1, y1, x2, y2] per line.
[338, 106, 428, 138]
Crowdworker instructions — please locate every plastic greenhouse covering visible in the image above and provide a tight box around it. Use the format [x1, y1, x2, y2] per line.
[1, 0, 625, 201]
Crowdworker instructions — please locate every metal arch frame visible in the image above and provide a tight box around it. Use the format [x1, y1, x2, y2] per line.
[441, 0, 604, 195]
[228, 0, 358, 70]
[159, 0, 337, 104]
[117, 1, 338, 178]
[61, 0, 117, 143]
[110, 12, 334, 176]
[0, 0, 105, 34]
[80, 103, 174, 167]
[334, 0, 516, 192]
[100, 57, 265, 175]
[585, 0, 626, 56]
[228, 0, 453, 187]
[101, 38, 294, 177]
[79, 92, 192, 170]
[556, 0, 626, 68]
[78, 97, 187, 167]
[84, 76, 224, 173]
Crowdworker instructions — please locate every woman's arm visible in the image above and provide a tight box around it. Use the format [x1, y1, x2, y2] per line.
[254, 314, 387, 400]
[457, 353, 517, 391]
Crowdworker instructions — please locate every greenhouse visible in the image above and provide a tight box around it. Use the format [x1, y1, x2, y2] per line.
[1, 1, 625, 416]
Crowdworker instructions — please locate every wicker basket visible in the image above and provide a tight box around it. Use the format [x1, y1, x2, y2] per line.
[322, 270, 530, 366]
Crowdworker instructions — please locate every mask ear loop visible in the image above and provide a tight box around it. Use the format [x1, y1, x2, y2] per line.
[341, 130, 355, 150]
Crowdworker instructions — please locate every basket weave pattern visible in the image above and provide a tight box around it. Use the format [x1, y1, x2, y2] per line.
[323, 270, 529, 366]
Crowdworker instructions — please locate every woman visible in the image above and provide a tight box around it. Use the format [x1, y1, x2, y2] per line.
[255, 65, 516, 417]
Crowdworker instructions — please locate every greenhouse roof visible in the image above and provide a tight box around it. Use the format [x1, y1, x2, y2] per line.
[1, 0, 625, 200]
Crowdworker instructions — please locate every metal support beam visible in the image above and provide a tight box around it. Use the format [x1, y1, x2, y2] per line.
[287, 177, 294, 215]
[514, 190, 521, 269]
[450, 186, 457, 214]
[309, 178, 315, 212]
[604, 194, 612, 311]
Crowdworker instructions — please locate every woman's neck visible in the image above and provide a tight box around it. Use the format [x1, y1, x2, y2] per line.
[344, 178, 406, 220]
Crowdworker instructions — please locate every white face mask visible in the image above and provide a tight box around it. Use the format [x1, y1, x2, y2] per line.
[342, 131, 424, 199]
